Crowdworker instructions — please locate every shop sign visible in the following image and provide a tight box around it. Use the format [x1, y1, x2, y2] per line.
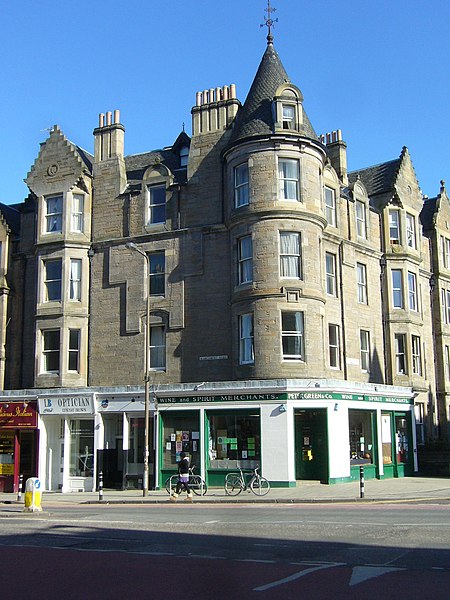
[0, 402, 38, 428]
[157, 391, 413, 405]
[38, 395, 94, 415]
[0, 464, 14, 475]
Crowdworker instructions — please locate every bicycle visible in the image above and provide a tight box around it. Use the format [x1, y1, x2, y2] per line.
[224, 465, 270, 496]
[165, 465, 208, 496]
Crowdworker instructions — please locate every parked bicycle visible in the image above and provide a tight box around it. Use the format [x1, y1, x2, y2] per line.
[165, 465, 208, 496]
[224, 465, 270, 496]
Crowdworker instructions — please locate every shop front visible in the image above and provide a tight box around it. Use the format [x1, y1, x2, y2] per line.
[0, 400, 38, 493]
[38, 394, 95, 492]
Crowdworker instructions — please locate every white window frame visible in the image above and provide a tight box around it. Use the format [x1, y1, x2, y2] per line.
[282, 104, 295, 130]
[68, 329, 81, 373]
[148, 185, 166, 225]
[412, 335, 422, 376]
[239, 313, 254, 365]
[150, 324, 166, 371]
[325, 252, 337, 296]
[360, 329, 370, 372]
[392, 269, 403, 309]
[406, 213, 416, 249]
[408, 271, 418, 311]
[355, 200, 367, 239]
[69, 259, 82, 302]
[234, 163, 249, 208]
[71, 194, 84, 233]
[389, 209, 400, 244]
[238, 235, 253, 285]
[44, 258, 62, 302]
[442, 237, 450, 269]
[281, 311, 304, 361]
[328, 323, 340, 369]
[325, 187, 336, 227]
[395, 333, 407, 375]
[356, 263, 367, 304]
[45, 195, 63, 233]
[278, 158, 300, 201]
[42, 329, 60, 374]
[280, 232, 301, 279]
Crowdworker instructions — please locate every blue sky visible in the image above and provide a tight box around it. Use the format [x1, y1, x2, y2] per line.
[1, 0, 449, 205]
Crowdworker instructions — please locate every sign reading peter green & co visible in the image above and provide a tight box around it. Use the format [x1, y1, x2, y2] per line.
[157, 391, 413, 405]
[38, 395, 94, 415]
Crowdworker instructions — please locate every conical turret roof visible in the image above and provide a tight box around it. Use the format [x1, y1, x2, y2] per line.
[229, 42, 317, 145]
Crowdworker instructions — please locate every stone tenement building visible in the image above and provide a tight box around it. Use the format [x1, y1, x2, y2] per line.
[0, 37, 448, 493]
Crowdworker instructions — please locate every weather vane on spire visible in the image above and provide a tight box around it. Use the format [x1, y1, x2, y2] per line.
[261, 0, 278, 44]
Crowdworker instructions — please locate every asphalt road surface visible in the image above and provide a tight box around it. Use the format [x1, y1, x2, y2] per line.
[1, 501, 449, 598]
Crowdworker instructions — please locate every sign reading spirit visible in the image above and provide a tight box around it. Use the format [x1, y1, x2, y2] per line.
[0, 402, 38, 428]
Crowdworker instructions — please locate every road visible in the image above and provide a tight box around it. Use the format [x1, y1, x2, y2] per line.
[1, 500, 449, 598]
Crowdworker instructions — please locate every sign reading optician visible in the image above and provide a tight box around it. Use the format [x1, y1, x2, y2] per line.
[38, 395, 95, 415]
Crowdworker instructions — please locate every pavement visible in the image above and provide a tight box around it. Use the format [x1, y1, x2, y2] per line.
[1, 476, 450, 508]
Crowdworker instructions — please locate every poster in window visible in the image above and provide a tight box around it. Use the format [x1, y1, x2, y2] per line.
[182, 431, 189, 441]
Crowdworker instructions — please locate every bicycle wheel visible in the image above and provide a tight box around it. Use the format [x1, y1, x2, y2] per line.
[250, 475, 270, 496]
[224, 473, 243, 496]
[165, 476, 175, 495]
[190, 475, 208, 496]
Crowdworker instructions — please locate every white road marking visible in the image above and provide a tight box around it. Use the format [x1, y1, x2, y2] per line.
[254, 562, 344, 591]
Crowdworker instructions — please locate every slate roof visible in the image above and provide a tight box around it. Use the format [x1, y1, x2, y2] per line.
[419, 196, 437, 230]
[125, 148, 187, 188]
[0, 202, 21, 235]
[229, 43, 317, 145]
[348, 158, 402, 197]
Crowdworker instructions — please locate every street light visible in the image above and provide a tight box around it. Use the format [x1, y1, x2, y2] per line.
[126, 241, 151, 497]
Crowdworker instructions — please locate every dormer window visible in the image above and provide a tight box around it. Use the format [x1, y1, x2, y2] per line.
[282, 104, 295, 129]
[180, 146, 189, 167]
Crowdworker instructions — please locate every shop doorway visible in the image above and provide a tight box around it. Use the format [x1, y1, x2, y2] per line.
[294, 409, 328, 482]
[18, 430, 38, 491]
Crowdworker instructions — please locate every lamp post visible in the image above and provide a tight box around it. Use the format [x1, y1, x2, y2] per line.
[126, 242, 151, 497]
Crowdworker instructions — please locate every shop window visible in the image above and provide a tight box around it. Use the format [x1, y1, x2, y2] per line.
[381, 413, 393, 464]
[395, 416, 409, 463]
[349, 410, 374, 465]
[0, 431, 14, 476]
[162, 413, 200, 469]
[128, 417, 144, 467]
[208, 412, 260, 470]
[69, 419, 94, 477]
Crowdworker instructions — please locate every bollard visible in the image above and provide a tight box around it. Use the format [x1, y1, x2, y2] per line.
[17, 474, 23, 502]
[98, 471, 104, 502]
[23, 477, 42, 512]
[359, 465, 365, 499]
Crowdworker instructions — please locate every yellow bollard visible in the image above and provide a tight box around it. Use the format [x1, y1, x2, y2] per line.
[23, 477, 42, 512]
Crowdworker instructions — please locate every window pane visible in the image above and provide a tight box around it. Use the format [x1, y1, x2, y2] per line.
[279, 159, 299, 200]
[239, 314, 254, 364]
[150, 325, 166, 370]
[45, 259, 62, 301]
[392, 270, 403, 308]
[282, 311, 304, 360]
[239, 236, 253, 284]
[43, 330, 60, 372]
[280, 232, 301, 278]
[150, 253, 165, 296]
[149, 186, 166, 224]
[349, 410, 374, 464]
[69, 420, 94, 477]
[70, 259, 82, 301]
[235, 163, 249, 207]
[72, 194, 84, 232]
[208, 412, 260, 469]
[325, 188, 336, 226]
[46, 196, 63, 233]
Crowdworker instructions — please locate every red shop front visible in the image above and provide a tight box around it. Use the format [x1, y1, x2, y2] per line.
[0, 401, 38, 493]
